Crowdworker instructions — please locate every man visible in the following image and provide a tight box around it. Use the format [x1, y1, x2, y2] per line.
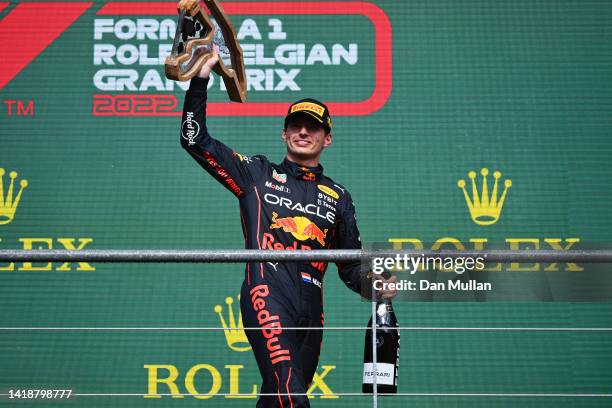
[180, 46, 395, 407]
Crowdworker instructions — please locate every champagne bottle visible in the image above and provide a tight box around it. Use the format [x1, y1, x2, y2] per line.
[362, 300, 400, 393]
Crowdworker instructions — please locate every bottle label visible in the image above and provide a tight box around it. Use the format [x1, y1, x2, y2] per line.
[362, 363, 395, 385]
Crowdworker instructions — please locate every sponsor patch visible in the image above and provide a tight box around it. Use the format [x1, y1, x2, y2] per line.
[181, 111, 200, 145]
[301, 272, 322, 288]
[265, 193, 336, 224]
[272, 170, 287, 184]
[290, 102, 324, 117]
[265, 180, 290, 194]
[233, 151, 252, 163]
[317, 184, 339, 199]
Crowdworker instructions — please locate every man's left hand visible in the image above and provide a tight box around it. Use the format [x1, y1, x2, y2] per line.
[376, 274, 397, 300]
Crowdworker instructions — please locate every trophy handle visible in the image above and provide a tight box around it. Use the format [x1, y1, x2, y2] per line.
[165, 0, 247, 103]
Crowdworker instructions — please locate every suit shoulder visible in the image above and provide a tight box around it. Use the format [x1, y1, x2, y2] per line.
[232, 152, 268, 161]
[230, 152, 269, 165]
[319, 176, 352, 201]
[250, 154, 269, 163]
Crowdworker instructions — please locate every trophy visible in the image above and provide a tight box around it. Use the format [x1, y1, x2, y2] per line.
[165, 0, 247, 102]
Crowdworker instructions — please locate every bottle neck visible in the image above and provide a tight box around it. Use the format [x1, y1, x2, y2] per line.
[374, 301, 397, 327]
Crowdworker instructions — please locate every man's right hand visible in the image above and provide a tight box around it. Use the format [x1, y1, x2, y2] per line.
[197, 44, 220, 79]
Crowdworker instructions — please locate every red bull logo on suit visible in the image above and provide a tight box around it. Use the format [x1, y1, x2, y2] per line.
[270, 212, 328, 246]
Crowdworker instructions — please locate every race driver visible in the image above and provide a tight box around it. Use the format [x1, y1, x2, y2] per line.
[180, 46, 396, 407]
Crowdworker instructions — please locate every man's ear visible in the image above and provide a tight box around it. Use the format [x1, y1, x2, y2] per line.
[323, 132, 332, 148]
[282, 129, 288, 143]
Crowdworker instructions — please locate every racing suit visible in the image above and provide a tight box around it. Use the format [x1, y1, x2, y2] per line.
[181, 77, 363, 407]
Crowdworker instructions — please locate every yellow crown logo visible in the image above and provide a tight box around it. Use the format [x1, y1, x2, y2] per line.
[214, 295, 251, 352]
[457, 168, 511, 226]
[0, 168, 28, 225]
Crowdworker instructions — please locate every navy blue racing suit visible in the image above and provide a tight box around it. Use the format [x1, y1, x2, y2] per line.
[181, 77, 363, 407]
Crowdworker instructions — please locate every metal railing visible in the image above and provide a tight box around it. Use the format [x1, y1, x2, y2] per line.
[1, 249, 612, 263]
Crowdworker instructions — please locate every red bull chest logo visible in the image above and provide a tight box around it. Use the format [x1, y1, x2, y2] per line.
[270, 212, 328, 246]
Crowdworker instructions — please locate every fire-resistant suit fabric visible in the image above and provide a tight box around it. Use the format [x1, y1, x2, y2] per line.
[181, 77, 363, 407]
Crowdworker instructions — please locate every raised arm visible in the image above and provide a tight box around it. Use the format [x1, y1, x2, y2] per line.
[180, 46, 265, 197]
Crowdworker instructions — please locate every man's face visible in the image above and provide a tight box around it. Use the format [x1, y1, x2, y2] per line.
[282, 113, 332, 162]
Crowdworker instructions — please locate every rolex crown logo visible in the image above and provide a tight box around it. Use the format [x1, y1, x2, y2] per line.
[214, 295, 251, 352]
[457, 168, 511, 226]
[0, 168, 28, 225]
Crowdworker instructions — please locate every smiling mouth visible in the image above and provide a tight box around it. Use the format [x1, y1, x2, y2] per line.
[294, 140, 311, 147]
